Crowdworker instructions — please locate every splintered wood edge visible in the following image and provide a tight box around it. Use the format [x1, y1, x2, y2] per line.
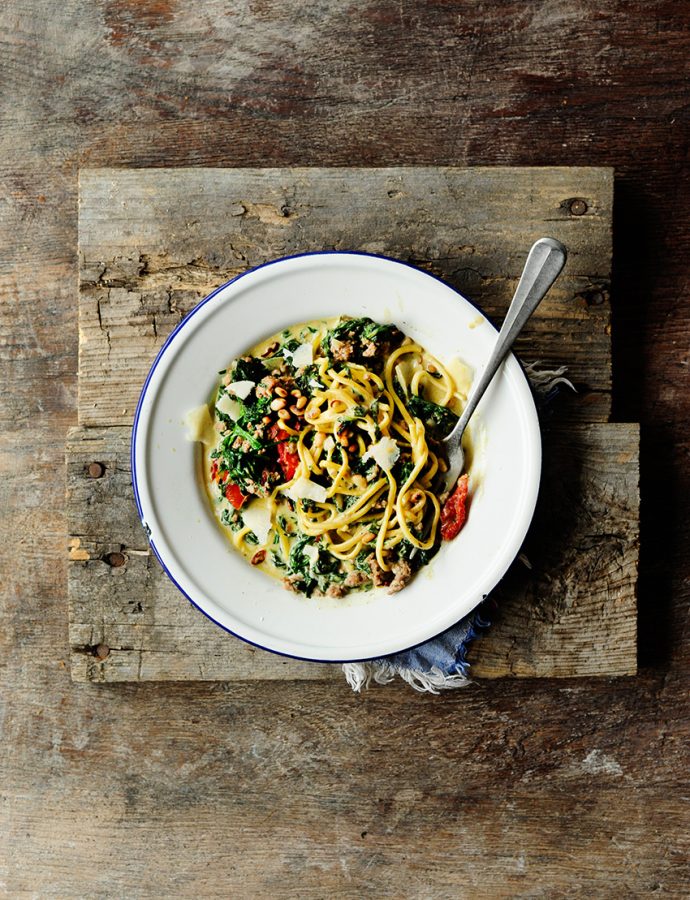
[77, 166, 613, 428]
[66, 421, 638, 683]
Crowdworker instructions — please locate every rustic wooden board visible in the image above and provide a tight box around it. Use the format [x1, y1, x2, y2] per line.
[66, 422, 638, 682]
[69, 164, 634, 683]
[78, 167, 613, 428]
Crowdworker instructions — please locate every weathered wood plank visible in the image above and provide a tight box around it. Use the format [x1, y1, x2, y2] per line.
[66, 422, 638, 681]
[78, 167, 613, 427]
[469, 422, 639, 677]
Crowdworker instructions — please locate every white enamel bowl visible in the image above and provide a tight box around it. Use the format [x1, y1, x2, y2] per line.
[132, 252, 541, 662]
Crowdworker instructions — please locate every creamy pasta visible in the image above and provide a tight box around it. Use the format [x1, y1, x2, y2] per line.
[202, 317, 472, 598]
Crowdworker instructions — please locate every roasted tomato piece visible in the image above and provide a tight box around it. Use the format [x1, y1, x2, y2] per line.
[224, 482, 248, 509]
[440, 473, 469, 541]
[267, 426, 300, 480]
[277, 440, 300, 481]
[210, 459, 228, 483]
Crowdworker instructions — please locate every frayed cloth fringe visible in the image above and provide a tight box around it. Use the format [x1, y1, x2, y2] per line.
[343, 662, 472, 694]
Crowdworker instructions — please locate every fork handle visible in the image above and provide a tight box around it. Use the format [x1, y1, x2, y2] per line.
[450, 237, 567, 444]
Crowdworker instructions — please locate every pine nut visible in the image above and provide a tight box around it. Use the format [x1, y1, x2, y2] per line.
[277, 408, 290, 420]
[262, 415, 272, 425]
[289, 405, 302, 416]
[275, 386, 288, 398]
[313, 432, 326, 447]
[291, 389, 301, 397]
[296, 396, 307, 409]
[271, 398, 286, 411]
[362, 532, 376, 543]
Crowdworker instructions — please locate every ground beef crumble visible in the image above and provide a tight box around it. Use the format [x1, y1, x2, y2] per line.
[344, 570, 369, 588]
[387, 559, 413, 594]
[367, 554, 392, 588]
[329, 338, 355, 361]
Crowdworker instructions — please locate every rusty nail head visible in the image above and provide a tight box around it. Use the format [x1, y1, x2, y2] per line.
[106, 551, 126, 568]
[88, 462, 105, 478]
[95, 643, 110, 660]
[569, 198, 588, 216]
[588, 291, 605, 306]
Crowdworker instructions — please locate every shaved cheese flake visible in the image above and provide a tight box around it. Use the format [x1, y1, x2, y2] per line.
[362, 436, 400, 472]
[184, 405, 215, 445]
[241, 504, 272, 546]
[227, 380, 255, 400]
[290, 342, 313, 368]
[216, 393, 243, 421]
[284, 477, 329, 504]
[302, 544, 319, 566]
[323, 436, 335, 452]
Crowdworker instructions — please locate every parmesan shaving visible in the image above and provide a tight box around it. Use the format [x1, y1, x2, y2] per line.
[302, 544, 319, 566]
[241, 504, 272, 546]
[290, 342, 314, 368]
[184, 405, 215, 446]
[216, 393, 243, 421]
[227, 380, 255, 400]
[362, 436, 400, 472]
[284, 477, 329, 503]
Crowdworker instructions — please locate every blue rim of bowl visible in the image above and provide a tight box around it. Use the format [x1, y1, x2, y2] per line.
[131, 249, 540, 664]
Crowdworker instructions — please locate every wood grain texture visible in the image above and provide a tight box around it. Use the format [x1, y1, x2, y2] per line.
[2, 0, 689, 896]
[78, 166, 613, 427]
[66, 423, 638, 681]
[469, 423, 639, 677]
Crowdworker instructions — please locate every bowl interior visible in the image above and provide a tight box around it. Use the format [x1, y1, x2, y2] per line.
[133, 252, 541, 661]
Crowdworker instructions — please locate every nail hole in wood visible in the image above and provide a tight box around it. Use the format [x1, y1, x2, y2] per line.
[569, 198, 588, 216]
[105, 551, 126, 568]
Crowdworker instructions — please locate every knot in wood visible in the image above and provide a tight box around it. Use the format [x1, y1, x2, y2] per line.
[569, 198, 588, 216]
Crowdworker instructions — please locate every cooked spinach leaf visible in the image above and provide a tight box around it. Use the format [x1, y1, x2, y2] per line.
[396, 538, 438, 569]
[287, 536, 344, 596]
[321, 317, 402, 365]
[407, 394, 458, 440]
[231, 356, 267, 384]
[295, 364, 324, 395]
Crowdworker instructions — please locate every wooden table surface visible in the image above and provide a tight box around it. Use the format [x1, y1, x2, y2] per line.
[1, 1, 688, 896]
